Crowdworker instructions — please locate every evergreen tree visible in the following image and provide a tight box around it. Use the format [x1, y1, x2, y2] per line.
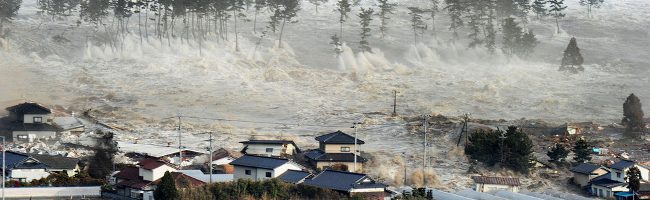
[484, 0, 497, 53]
[466, 0, 487, 48]
[154, 171, 179, 200]
[376, 0, 396, 39]
[269, 0, 300, 48]
[496, 0, 516, 20]
[357, 7, 374, 52]
[622, 93, 645, 136]
[579, 0, 604, 17]
[308, 0, 328, 13]
[427, 0, 439, 34]
[445, 0, 465, 38]
[547, 143, 569, 162]
[336, 0, 352, 41]
[88, 130, 118, 179]
[501, 17, 522, 56]
[0, 0, 22, 34]
[572, 138, 592, 163]
[253, 0, 267, 33]
[531, 0, 547, 20]
[560, 37, 584, 71]
[626, 166, 642, 194]
[517, 30, 538, 57]
[513, 0, 531, 25]
[330, 33, 343, 55]
[502, 126, 534, 173]
[229, 0, 246, 51]
[80, 0, 110, 26]
[547, 0, 566, 34]
[407, 7, 426, 45]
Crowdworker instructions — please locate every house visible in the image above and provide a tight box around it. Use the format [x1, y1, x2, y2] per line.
[471, 176, 521, 193]
[590, 177, 627, 199]
[118, 141, 204, 167]
[1, 102, 60, 142]
[570, 163, 609, 187]
[609, 160, 650, 183]
[210, 148, 239, 174]
[304, 131, 367, 172]
[4, 151, 80, 182]
[278, 169, 312, 184]
[111, 159, 204, 200]
[240, 140, 300, 158]
[52, 114, 85, 134]
[303, 169, 387, 199]
[177, 170, 233, 183]
[230, 155, 303, 181]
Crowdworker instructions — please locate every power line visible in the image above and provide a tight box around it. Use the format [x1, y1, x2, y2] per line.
[163, 115, 411, 130]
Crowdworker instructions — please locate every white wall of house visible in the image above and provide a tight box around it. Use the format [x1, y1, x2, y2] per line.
[23, 114, 50, 124]
[234, 166, 258, 180]
[323, 144, 355, 154]
[475, 183, 519, 193]
[13, 131, 56, 142]
[610, 165, 650, 183]
[10, 169, 51, 182]
[591, 185, 627, 199]
[139, 165, 176, 182]
[243, 144, 297, 157]
[573, 168, 609, 187]
[273, 163, 302, 178]
[49, 166, 80, 177]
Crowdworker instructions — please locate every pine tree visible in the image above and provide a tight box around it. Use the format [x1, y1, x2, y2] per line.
[427, 0, 439, 34]
[502, 126, 534, 173]
[501, 17, 522, 56]
[336, 0, 352, 41]
[560, 37, 584, 71]
[407, 7, 426, 45]
[622, 93, 645, 136]
[376, 0, 396, 39]
[496, 0, 516, 20]
[626, 166, 642, 194]
[330, 33, 343, 55]
[579, 0, 604, 17]
[465, 126, 533, 173]
[253, 0, 267, 33]
[229, 0, 246, 51]
[517, 30, 538, 57]
[513, 0, 531, 25]
[88, 130, 118, 179]
[531, 0, 547, 20]
[0, 0, 22, 34]
[466, 0, 487, 48]
[547, 0, 566, 34]
[547, 143, 569, 162]
[484, 0, 497, 53]
[572, 138, 592, 163]
[357, 7, 374, 52]
[445, 0, 465, 38]
[154, 171, 179, 200]
[270, 0, 300, 48]
[308, 0, 327, 13]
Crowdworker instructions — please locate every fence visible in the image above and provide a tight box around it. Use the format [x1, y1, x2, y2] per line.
[1, 186, 100, 198]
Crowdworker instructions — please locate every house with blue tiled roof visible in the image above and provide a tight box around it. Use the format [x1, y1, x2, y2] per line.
[576, 159, 650, 199]
[230, 155, 304, 181]
[303, 169, 386, 199]
[4, 151, 80, 182]
[304, 130, 367, 172]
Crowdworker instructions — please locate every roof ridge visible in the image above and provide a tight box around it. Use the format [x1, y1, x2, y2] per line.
[242, 154, 290, 161]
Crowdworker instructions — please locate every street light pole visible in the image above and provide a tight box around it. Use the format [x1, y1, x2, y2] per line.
[352, 122, 362, 172]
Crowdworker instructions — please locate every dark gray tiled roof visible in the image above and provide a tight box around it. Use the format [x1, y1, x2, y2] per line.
[611, 160, 635, 170]
[570, 163, 604, 175]
[304, 150, 367, 163]
[303, 169, 385, 192]
[230, 155, 290, 169]
[471, 176, 521, 186]
[315, 131, 365, 144]
[591, 179, 626, 188]
[6, 102, 51, 114]
[29, 153, 79, 169]
[278, 170, 312, 184]
[240, 140, 294, 145]
[4, 151, 78, 170]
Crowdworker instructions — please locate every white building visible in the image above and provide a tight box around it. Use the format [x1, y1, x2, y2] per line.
[472, 176, 521, 193]
[240, 140, 300, 158]
[608, 160, 649, 182]
[230, 155, 303, 181]
[2, 102, 59, 142]
[112, 159, 205, 200]
[5, 151, 80, 182]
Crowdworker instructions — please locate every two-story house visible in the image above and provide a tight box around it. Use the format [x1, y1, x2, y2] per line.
[231, 155, 303, 181]
[585, 160, 650, 199]
[112, 159, 204, 200]
[303, 169, 387, 199]
[239, 140, 300, 158]
[2, 102, 59, 142]
[570, 163, 610, 188]
[608, 160, 649, 182]
[304, 131, 367, 172]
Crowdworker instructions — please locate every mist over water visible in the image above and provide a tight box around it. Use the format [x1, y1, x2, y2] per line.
[1, 0, 649, 130]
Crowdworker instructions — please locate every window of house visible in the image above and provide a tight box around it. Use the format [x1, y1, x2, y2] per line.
[265, 172, 272, 177]
[245, 170, 251, 175]
[33, 117, 42, 123]
[340, 147, 351, 152]
[616, 172, 621, 178]
[266, 148, 273, 153]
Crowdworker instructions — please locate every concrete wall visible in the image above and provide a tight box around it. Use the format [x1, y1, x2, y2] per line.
[475, 183, 519, 193]
[10, 168, 50, 182]
[23, 114, 50, 124]
[13, 131, 56, 142]
[2, 186, 100, 198]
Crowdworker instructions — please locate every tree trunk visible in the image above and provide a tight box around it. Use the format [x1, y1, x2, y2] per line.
[279, 18, 287, 48]
[138, 11, 143, 46]
[144, 5, 149, 42]
[253, 10, 258, 34]
[234, 10, 239, 51]
[555, 16, 560, 34]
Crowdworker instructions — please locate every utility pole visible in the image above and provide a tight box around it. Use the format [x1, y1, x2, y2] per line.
[206, 132, 214, 184]
[177, 115, 183, 170]
[392, 90, 398, 117]
[352, 122, 362, 172]
[423, 114, 429, 187]
[403, 152, 407, 186]
[456, 113, 470, 147]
